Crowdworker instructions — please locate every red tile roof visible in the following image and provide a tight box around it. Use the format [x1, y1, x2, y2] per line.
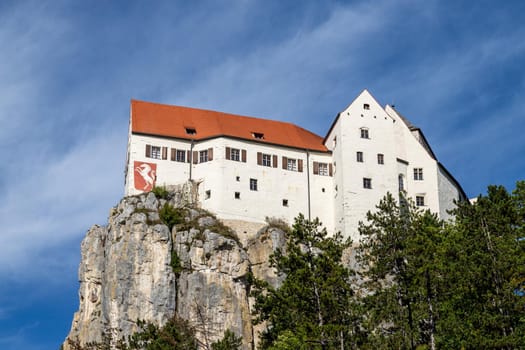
[131, 100, 328, 152]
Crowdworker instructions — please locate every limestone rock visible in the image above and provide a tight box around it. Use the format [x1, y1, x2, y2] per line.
[63, 192, 288, 350]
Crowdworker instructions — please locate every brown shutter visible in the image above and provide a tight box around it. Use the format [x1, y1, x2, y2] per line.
[187, 150, 191, 163]
[313, 161, 319, 175]
[257, 152, 262, 165]
[225, 147, 231, 160]
[273, 155, 278, 168]
[329, 163, 333, 176]
[162, 147, 168, 160]
[193, 151, 198, 164]
[282, 156, 287, 169]
[298, 159, 303, 172]
[145, 144, 151, 158]
[171, 148, 176, 161]
[242, 149, 247, 162]
[208, 148, 213, 161]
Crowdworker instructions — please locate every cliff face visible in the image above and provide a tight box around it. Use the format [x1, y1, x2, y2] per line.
[64, 191, 286, 349]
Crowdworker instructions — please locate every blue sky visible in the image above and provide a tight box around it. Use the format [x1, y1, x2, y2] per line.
[0, 0, 524, 348]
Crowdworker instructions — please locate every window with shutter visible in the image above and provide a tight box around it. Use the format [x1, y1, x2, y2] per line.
[257, 152, 262, 165]
[241, 149, 247, 162]
[298, 159, 303, 172]
[145, 144, 152, 158]
[313, 162, 319, 175]
[208, 148, 213, 161]
[171, 148, 176, 161]
[272, 155, 278, 168]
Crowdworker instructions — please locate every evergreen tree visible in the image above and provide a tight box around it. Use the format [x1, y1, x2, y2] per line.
[437, 184, 525, 349]
[357, 193, 443, 350]
[252, 214, 360, 349]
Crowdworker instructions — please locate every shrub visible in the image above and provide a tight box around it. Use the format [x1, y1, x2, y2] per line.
[151, 186, 170, 200]
[159, 203, 184, 230]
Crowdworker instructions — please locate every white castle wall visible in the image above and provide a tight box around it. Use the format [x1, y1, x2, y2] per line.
[125, 90, 465, 240]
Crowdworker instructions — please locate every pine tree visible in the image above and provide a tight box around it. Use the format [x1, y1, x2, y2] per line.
[252, 214, 360, 349]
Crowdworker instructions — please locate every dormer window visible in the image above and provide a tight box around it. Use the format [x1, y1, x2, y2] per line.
[185, 127, 196, 135]
[363, 103, 370, 110]
[252, 132, 264, 140]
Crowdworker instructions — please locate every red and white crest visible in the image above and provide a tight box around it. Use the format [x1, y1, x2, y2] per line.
[134, 161, 157, 192]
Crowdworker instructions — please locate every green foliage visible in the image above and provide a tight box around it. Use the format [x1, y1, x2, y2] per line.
[357, 193, 443, 349]
[170, 250, 183, 277]
[159, 203, 184, 230]
[210, 329, 242, 350]
[357, 183, 525, 349]
[151, 186, 170, 200]
[126, 317, 198, 350]
[252, 214, 360, 349]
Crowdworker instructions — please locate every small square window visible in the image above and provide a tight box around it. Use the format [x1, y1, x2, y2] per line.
[363, 178, 372, 189]
[236, 176, 240, 182]
[282, 199, 288, 207]
[151, 146, 161, 159]
[357, 151, 363, 162]
[176, 150, 186, 162]
[234, 192, 240, 199]
[250, 178, 258, 191]
[205, 190, 211, 199]
[199, 150, 208, 163]
[377, 154, 384, 165]
[416, 195, 425, 206]
[360, 128, 369, 139]
[414, 168, 424, 181]
[363, 103, 370, 110]
[262, 154, 272, 167]
[318, 163, 328, 176]
[287, 158, 297, 171]
[185, 127, 196, 135]
[322, 188, 325, 193]
[230, 148, 240, 161]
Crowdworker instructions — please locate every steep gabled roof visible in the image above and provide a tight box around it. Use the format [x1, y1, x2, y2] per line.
[131, 100, 328, 152]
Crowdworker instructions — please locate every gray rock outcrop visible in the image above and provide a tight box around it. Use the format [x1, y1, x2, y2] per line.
[63, 191, 286, 349]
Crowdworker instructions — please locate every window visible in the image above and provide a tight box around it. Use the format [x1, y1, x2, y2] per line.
[236, 176, 240, 181]
[360, 128, 369, 139]
[250, 178, 258, 191]
[363, 178, 372, 189]
[176, 150, 185, 162]
[363, 103, 370, 110]
[258, 152, 275, 167]
[333, 136, 337, 149]
[230, 148, 240, 161]
[262, 154, 272, 167]
[377, 153, 384, 165]
[205, 190, 211, 199]
[356, 151, 363, 162]
[414, 168, 424, 180]
[319, 163, 328, 176]
[185, 127, 196, 135]
[282, 199, 288, 207]
[416, 195, 425, 206]
[234, 192, 240, 199]
[313, 162, 331, 176]
[226, 147, 246, 162]
[151, 146, 161, 159]
[199, 150, 208, 163]
[398, 174, 405, 191]
[287, 158, 297, 171]
[252, 132, 264, 139]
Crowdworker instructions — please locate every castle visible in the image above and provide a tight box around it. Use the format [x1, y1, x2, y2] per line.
[124, 90, 466, 241]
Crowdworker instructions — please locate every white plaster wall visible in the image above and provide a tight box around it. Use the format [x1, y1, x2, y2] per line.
[337, 90, 398, 243]
[125, 134, 192, 196]
[194, 138, 334, 234]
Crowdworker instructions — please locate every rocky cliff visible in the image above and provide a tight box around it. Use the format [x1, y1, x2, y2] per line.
[63, 190, 286, 349]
